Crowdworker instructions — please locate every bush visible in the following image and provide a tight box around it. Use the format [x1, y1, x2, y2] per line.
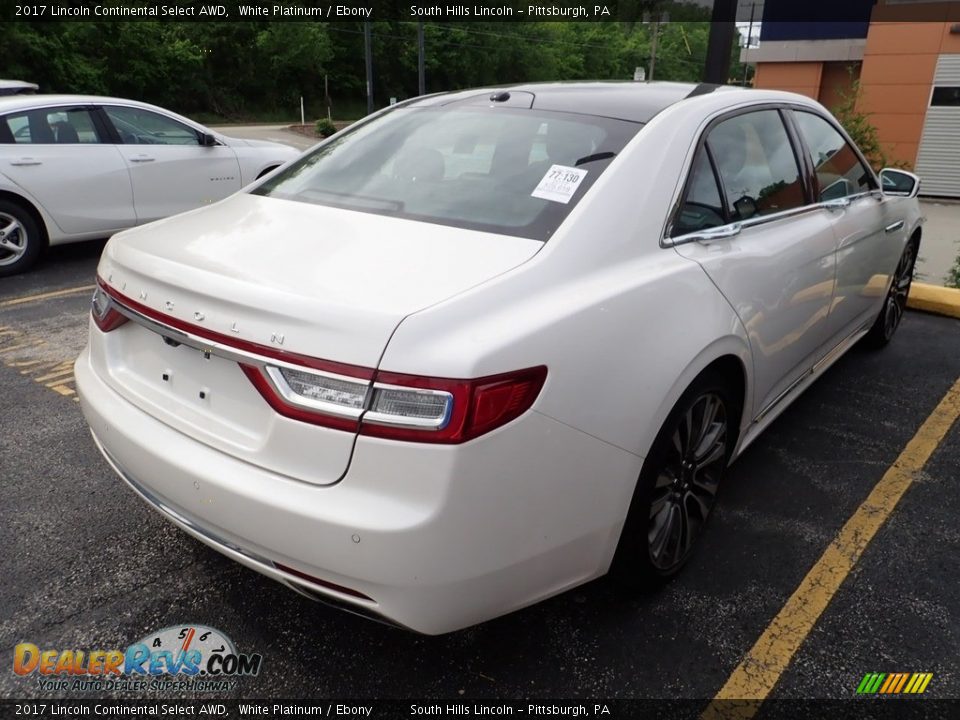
[946, 250, 960, 289]
[315, 118, 337, 138]
[833, 74, 889, 170]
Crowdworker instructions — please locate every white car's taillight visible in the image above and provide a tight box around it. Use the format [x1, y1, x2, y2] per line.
[270, 366, 368, 410]
[366, 385, 453, 428]
[243, 363, 546, 443]
[360, 367, 547, 443]
[91, 281, 129, 333]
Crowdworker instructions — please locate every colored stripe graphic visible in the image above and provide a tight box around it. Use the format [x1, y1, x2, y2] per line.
[857, 673, 932, 694]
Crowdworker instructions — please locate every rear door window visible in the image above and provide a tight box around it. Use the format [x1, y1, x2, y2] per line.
[708, 110, 806, 221]
[792, 110, 876, 200]
[672, 149, 726, 237]
[103, 106, 201, 145]
[1, 107, 103, 144]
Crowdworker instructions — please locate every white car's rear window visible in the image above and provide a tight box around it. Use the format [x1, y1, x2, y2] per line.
[252, 106, 641, 241]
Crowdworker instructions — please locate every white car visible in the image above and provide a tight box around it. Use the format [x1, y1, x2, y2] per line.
[0, 94, 299, 276]
[76, 82, 922, 634]
[0, 80, 39, 95]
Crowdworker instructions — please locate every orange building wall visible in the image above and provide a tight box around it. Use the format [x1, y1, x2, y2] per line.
[855, 22, 953, 168]
[818, 62, 859, 112]
[753, 62, 823, 100]
[752, 11, 960, 170]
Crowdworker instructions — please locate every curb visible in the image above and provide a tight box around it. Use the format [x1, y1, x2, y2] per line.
[907, 282, 960, 320]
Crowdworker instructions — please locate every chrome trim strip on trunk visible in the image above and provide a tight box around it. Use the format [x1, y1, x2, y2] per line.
[107, 292, 450, 429]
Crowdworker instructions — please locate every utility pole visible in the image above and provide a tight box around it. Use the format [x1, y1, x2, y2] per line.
[644, 11, 668, 82]
[703, 0, 738, 84]
[364, 21, 374, 115]
[417, 22, 426, 96]
[743, 3, 756, 86]
[649, 17, 659, 81]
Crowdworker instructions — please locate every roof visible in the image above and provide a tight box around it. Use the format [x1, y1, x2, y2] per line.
[0, 80, 39, 95]
[408, 81, 740, 123]
[0, 94, 158, 112]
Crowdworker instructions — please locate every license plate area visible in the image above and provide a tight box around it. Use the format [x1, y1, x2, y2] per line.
[110, 323, 269, 447]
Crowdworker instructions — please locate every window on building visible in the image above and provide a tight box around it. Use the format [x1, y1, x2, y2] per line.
[931, 87, 960, 107]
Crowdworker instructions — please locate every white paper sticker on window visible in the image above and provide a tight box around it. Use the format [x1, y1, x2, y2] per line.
[531, 164, 588, 204]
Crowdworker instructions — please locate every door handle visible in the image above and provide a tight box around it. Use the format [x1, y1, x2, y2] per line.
[885, 220, 905, 233]
[689, 222, 742, 243]
[822, 197, 851, 211]
[10, 158, 42, 166]
[130, 155, 155, 163]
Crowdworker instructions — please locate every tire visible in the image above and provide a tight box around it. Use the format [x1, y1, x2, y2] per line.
[0, 200, 43, 277]
[863, 237, 918, 349]
[611, 369, 738, 590]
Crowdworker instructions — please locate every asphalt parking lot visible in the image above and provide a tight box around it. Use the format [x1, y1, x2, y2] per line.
[1, 238, 959, 707]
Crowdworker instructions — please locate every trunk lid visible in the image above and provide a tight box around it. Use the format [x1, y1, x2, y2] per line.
[96, 193, 541, 484]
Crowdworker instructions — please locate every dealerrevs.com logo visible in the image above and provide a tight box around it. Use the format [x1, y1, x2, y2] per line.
[13, 625, 262, 692]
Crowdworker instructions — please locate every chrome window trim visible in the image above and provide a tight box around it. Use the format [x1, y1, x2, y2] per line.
[665, 203, 816, 247]
[660, 102, 883, 249]
[663, 186, 886, 248]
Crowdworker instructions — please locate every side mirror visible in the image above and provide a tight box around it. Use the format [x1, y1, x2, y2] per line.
[199, 132, 218, 147]
[880, 168, 920, 198]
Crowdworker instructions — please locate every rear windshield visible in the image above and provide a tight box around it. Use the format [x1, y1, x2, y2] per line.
[252, 106, 641, 241]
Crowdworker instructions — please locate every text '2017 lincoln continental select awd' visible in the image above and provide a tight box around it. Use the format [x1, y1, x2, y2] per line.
[76, 82, 922, 634]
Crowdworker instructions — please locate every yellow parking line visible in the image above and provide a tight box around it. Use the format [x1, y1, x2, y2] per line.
[703, 376, 960, 716]
[35, 364, 75, 383]
[0, 340, 44, 354]
[0, 284, 95, 309]
[45, 376, 75, 388]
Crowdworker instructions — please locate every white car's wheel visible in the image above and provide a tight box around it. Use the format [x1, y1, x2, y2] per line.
[864, 236, 919, 349]
[0, 201, 42, 277]
[612, 369, 738, 588]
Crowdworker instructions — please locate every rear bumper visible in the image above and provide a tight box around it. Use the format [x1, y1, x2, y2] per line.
[76, 345, 642, 634]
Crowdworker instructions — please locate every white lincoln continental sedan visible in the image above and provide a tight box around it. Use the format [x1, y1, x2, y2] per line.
[76, 82, 922, 634]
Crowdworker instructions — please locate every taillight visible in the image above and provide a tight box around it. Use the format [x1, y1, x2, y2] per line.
[239, 363, 369, 433]
[361, 367, 547, 443]
[244, 362, 546, 444]
[91, 281, 128, 333]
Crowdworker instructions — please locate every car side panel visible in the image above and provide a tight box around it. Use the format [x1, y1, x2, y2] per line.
[112, 144, 243, 225]
[0, 144, 134, 236]
[377, 248, 753, 464]
[673, 211, 839, 421]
